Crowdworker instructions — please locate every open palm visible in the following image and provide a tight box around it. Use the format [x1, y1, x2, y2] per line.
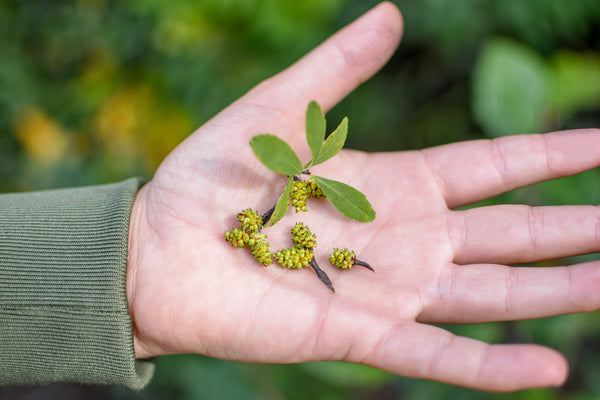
[125, 2, 600, 392]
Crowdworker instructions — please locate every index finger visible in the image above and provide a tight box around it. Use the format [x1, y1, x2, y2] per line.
[422, 129, 600, 208]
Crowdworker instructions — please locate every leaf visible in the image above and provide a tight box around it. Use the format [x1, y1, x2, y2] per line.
[313, 117, 348, 166]
[304, 101, 326, 168]
[299, 362, 393, 388]
[549, 51, 600, 120]
[472, 37, 549, 137]
[250, 134, 303, 175]
[264, 176, 294, 227]
[312, 175, 375, 222]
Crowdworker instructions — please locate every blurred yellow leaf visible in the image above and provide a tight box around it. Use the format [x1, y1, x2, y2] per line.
[93, 83, 192, 168]
[93, 84, 150, 154]
[13, 107, 70, 164]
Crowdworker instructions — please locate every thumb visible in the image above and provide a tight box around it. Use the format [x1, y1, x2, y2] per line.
[197, 2, 403, 146]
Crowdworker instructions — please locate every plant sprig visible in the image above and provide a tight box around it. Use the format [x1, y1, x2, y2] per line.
[250, 101, 375, 226]
[225, 101, 375, 292]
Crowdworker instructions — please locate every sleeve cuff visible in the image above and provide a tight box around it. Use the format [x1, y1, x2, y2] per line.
[0, 178, 154, 389]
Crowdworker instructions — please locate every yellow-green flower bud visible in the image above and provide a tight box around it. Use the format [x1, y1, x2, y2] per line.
[290, 180, 309, 213]
[329, 248, 356, 270]
[307, 178, 326, 199]
[225, 228, 250, 247]
[249, 232, 272, 266]
[237, 208, 263, 233]
[291, 222, 316, 249]
[274, 247, 314, 269]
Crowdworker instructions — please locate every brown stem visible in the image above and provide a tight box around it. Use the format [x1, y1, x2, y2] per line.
[354, 259, 374, 272]
[260, 204, 276, 227]
[309, 259, 335, 293]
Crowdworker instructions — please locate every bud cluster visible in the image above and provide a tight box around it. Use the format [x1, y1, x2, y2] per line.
[329, 248, 356, 270]
[237, 208, 263, 233]
[224, 228, 250, 247]
[274, 247, 314, 269]
[274, 222, 316, 269]
[225, 208, 272, 266]
[290, 181, 310, 212]
[307, 178, 325, 199]
[291, 222, 316, 249]
[290, 178, 326, 213]
[249, 232, 272, 266]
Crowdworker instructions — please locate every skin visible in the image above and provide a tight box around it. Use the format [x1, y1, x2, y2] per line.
[125, 2, 600, 392]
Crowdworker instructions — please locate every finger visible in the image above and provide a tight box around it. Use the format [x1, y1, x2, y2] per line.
[357, 322, 567, 391]
[421, 129, 600, 208]
[248, 1, 403, 114]
[448, 204, 600, 265]
[198, 2, 403, 147]
[418, 261, 600, 324]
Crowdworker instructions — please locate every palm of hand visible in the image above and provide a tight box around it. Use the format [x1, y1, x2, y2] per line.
[125, 2, 600, 392]
[129, 106, 450, 360]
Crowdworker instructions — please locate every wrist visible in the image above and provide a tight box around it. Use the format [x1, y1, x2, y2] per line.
[127, 183, 154, 359]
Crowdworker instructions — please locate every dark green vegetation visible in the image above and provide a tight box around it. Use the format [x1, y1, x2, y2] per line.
[2, 1, 600, 398]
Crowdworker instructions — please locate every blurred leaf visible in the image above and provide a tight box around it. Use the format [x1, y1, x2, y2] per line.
[150, 355, 255, 400]
[314, 116, 348, 166]
[312, 175, 375, 222]
[13, 107, 70, 164]
[305, 100, 325, 168]
[299, 361, 393, 388]
[549, 51, 600, 119]
[472, 37, 549, 137]
[264, 176, 293, 227]
[250, 134, 303, 175]
[92, 83, 191, 169]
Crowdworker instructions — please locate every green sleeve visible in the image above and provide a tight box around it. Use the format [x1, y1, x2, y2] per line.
[0, 178, 154, 389]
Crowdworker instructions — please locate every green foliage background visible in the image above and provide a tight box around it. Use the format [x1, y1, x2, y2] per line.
[2, 0, 600, 398]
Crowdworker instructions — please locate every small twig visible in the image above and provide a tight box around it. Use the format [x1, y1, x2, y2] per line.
[310, 259, 335, 293]
[260, 204, 276, 227]
[354, 259, 374, 272]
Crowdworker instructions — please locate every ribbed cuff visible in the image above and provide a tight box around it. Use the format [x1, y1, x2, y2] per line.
[0, 178, 154, 389]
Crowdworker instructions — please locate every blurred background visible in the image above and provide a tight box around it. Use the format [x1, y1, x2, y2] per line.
[1, 0, 600, 399]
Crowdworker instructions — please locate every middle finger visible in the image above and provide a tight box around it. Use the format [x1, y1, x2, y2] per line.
[448, 204, 600, 265]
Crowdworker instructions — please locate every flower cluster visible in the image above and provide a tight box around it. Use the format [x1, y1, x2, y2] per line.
[237, 208, 263, 233]
[224, 228, 250, 247]
[329, 248, 356, 270]
[328, 248, 373, 272]
[249, 232, 272, 266]
[290, 180, 310, 212]
[225, 208, 272, 266]
[290, 178, 326, 212]
[307, 178, 325, 199]
[291, 222, 316, 249]
[274, 247, 314, 269]
[274, 222, 316, 269]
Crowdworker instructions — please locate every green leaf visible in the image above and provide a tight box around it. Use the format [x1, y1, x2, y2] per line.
[305, 101, 326, 168]
[250, 134, 303, 175]
[549, 51, 600, 120]
[299, 362, 393, 388]
[264, 176, 294, 227]
[312, 175, 375, 222]
[313, 117, 348, 166]
[472, 37, 549, 137]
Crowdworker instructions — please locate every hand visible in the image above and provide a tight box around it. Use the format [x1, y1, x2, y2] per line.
[125, 2, 600, 392]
